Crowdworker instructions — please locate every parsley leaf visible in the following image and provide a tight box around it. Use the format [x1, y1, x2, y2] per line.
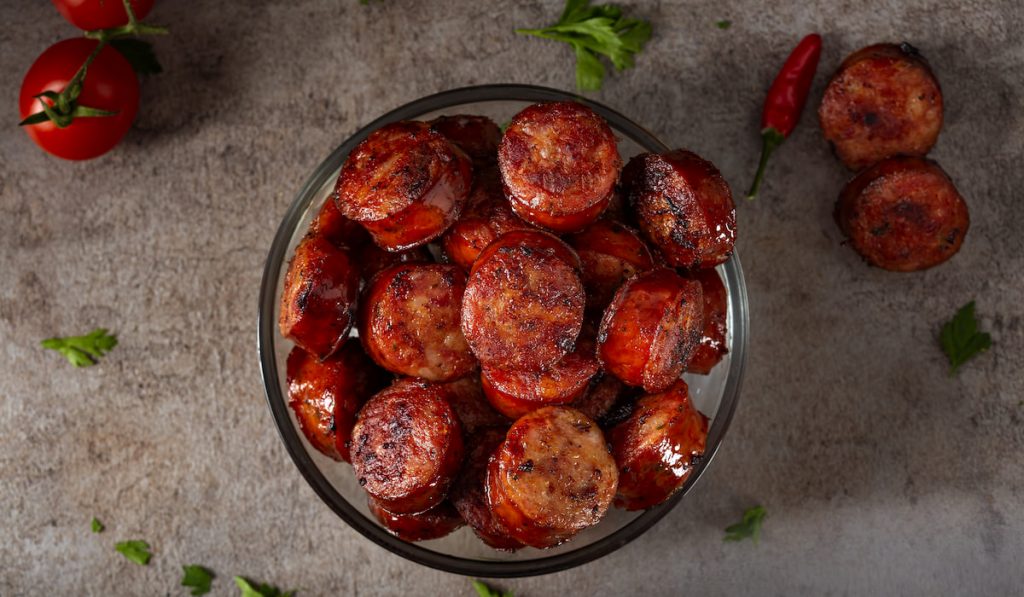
[115, 540, 152, 565]
[41, 328, 118, 368]
[182, 565, 215, 596]
[473, 580, 514, 597]
[234, 576, 296, 597]
[110, 39, 163, 75]
[91, 518, 104, 533]
[516, 0, 652, 91]
[940, 301, 992, 376]
[716, 20, 732, 30]
[724, 505, 766, 543]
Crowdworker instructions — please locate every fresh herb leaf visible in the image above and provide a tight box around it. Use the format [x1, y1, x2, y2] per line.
[716, 19, 732, 30]
[516, 0, 652, 91]
[724, 505, 766, 543]
[940, 301, 992, 375]
[110, 38, 163, 75]
[234, 576, 295, 597]
[91, 518, 104, 533]
[41, 328, 118, 368]
[115, 540, 152, 565]
[182, 565, 214, 596]
[472, 580, 513, 597]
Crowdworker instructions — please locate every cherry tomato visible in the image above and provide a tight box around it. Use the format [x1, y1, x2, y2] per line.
[50, 0, 155, 31]
[19, 39, 139, 161]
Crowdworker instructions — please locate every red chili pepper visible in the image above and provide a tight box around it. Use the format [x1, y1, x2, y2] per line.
[747, 33, 823, 199]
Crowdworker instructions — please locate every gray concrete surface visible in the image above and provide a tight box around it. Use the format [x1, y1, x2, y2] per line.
[2, 1, 1023, 595]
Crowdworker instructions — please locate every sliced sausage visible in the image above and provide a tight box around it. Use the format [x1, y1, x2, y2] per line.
[367, 497, 464, 542]
[355, 242, 432, 283]
[819, 42, 943, 171]
[834, 156, 968, 272]
[441, 169, 533, 271]
[462, 230, 585, 371]
[441, 375, 509, 434]
[449, 427, 524, 550]
[570, 372, 627, 423]
[359, 264, 476, 382]
[486, 406, 618, 548]
[623, 149, 737, 270]
[310, 194, 371, 249]
[597, 268, 703, 392]
[286, 344, 390, 462]
[499, 102, 621, 233]
[430, 114, 502, 167]
[609, 380, 708, 510]
[279, 234, 361, 359]
[351, 378, 465, 514]
[567, 219, 656, 312]
[685, 269, 729, 375]
[335, 121, 472, 251]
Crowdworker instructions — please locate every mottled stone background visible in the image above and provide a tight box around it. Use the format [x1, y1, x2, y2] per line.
[2, 1, 1022, 595]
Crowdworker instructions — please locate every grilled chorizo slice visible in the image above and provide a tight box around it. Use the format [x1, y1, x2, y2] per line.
[597, 268, 703, 392]
[570, 372, 627, 423]
[335, 121, 472, 251]
[685, 269, 729, 375]
[430, 114, 502, 167]
[441, 169, 533, 271]
[367, 498, 464, 542]
[351, 378, 465, 514]
[499, 102, 621, 233]
[355, 242, 432, 283]
[449, 427, 524, 550]
[623, 149, 737, 270]
[286, 344, 390, 462]
[359, 264, 476, 382]
[310, 194, 371, 249]
[835, 156, 968, 272]
[819, 42, 943, 171]
[486, 406, 618, 548]
[461, 230, 585, 371]
[441, 375, 509, 434]
[608, 379, 708, 510]
[279, 234, 361, 359]
[567, 219, 656, 313]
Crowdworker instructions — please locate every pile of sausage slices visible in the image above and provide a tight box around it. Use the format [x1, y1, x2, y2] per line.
[279, 101, 736, 549]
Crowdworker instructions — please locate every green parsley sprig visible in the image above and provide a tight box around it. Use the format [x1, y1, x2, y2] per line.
[41, 328, 118, 368]
[115, 540, 152, 565]
[473, 580, 514, 597]
[940, 301, 992, 376]
[724, 505, 766, 543]
[91, 518, 104, 533]
[182, 565, 215, 596]
[234, 576, 296, 597]
[516, 0, 652, 91]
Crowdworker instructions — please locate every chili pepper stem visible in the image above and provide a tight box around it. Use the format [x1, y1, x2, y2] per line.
[747, 128, 786, 200]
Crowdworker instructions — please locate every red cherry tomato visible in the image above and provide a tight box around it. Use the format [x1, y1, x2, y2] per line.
[50, 0, 155, 31]
[19, 39, 139, 161]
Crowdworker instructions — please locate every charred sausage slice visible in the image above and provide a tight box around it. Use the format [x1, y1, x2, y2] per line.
[819, 43, 943, 171]
[441, 168, 533, 272]
[351, 378, 465, 514]
[449, 427, 524, 550]
[609, 379, 708, 510]
[685, 269, 729, 375]
[570, 372, 627, 423]
[499, 102, 621, 233]
[567, 219, 656, 312]
[835, 156, 968, 272]
[310, 194, 371, 250]
[430, 114, 502, 167]
[335, 121, 472, 251]
[441, 375, 509, 434]
[367, 497, 464, 542]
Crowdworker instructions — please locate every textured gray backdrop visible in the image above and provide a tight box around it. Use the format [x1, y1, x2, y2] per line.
[2, 1, 1022, 595]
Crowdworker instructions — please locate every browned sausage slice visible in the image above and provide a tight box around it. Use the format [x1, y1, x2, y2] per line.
[367, 497, 464, 542]
[430, 114, 502, 167]
[355, 242, 432, 283]
[608, 379, 708, 510]
[351, 379, 465, 514]
[310, 194, 371, 249]
[570, 372, 627, 423]
[685, 269, 729, 375]
[335, 121, 472, 251]
[461, 230, 585, 371]
[819, 43, 943, 171]
[449, 427, 524, 550]
[442, 169, 533, 271]
[441, 375, 509, 434]
[359, 264, 476, 382]
[486, 406, 618, 548]
[567, 219, 656, 312]
[597, 268, 703, 392]
[623, 149, 737, 271]
[499, 102, 621, 233]
[279, 234, 361, 359]
[835, 156, 968, 272]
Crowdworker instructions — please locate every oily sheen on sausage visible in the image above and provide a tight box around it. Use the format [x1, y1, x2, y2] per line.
[310, 194, 370, 249]
[685, 269, 729, 375]
[567, 219, 656, 312]
[367, 497, 464, 542]
[430, 114, 502, 167]
[441, 168, 533, 271]
[449, 427, 524, 550]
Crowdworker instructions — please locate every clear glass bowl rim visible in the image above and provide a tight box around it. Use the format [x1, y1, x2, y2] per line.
[257, 83, 749, 578]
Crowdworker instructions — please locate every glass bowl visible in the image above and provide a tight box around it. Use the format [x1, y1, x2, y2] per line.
[257, 84, 749, 577]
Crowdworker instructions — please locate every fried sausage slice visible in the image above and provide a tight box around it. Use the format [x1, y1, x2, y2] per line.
[441, 375, 509, 434]
[499, 102, 621, 233]
[819, 42, 943, 171]
[310, 194, 371, 249]
[367, 498, 464, 542]
[430, 114, 502, 167]
[486, 406, 618, 548]
[351, 379, 465, 514]
[449, 427, 524, 550]
[623, 149, 737, 270]
[279, 234, 361, 359]
[441, 169, 534, 271]
[570, 372, 627, 423]
[359, 264, 476, 382]
[355, 242, 432, 283]
[685, 269, 729, 375]
[286, 344, 390, 462]
[335, 121, 472, 251]
[462, 230, 585, 372]
[567, 219, 656, 312]
[597, 268, 703, 392]
[834, 156, 968, 272]
[608, 380, 708, 510]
